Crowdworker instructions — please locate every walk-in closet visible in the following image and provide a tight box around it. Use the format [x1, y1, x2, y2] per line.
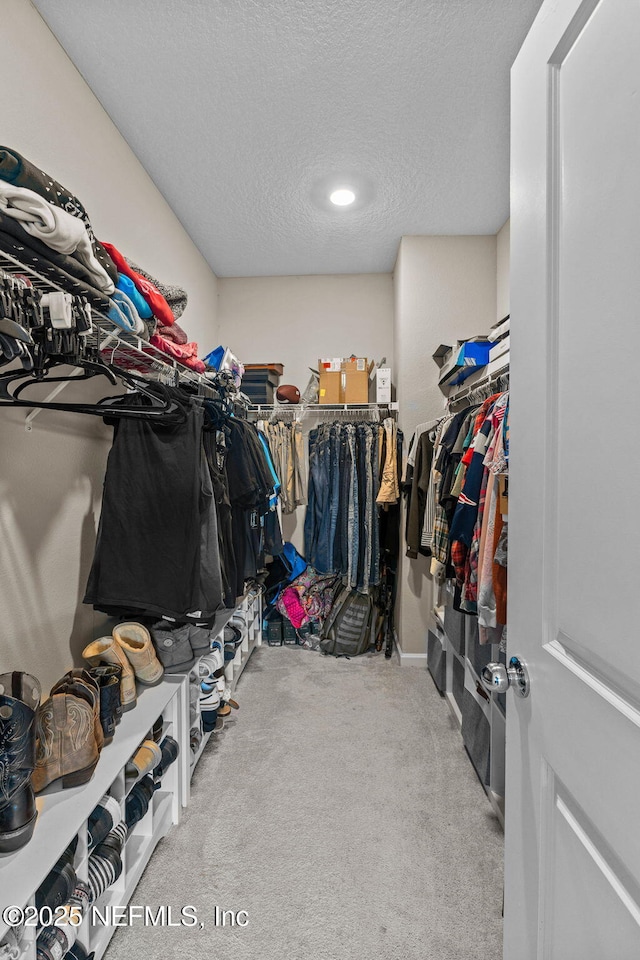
[1, 1, 639, 959]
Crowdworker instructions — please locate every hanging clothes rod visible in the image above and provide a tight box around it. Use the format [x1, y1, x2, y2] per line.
[445, 362, 510, 408]
[246, 401, 398, 423]
[247, 402, 398, 413]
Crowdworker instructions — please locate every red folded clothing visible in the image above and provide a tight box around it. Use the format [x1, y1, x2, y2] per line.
[101, 241, 175, 326]
[183, 355, 206, 374]
[149, 333, 205, 374]
[157, 322, 188, 345]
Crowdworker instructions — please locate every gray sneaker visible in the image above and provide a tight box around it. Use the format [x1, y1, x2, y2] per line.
[150, 622, 196, 673]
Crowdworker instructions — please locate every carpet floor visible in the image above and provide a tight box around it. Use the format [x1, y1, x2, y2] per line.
[105, 645, 504, 960]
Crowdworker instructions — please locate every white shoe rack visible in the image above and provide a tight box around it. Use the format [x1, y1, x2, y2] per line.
[0, 591, 263, 960]
[0, 676, 185, 960]
[187, 590, 262, 785]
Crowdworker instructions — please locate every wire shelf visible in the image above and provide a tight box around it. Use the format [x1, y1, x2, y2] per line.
[0, 250, 221, 399]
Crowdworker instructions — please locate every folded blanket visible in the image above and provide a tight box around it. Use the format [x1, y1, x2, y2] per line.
[0, 181, 114, 294]
[128, 260, 187, 320]
[101, 242, 175, 326]
[157, 322, 187, 345]
[0, 146, 117, 285]
[149, 333, 205, 374]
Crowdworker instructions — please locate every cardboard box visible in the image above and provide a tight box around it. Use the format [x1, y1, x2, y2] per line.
[318, 370, 342, 403]
[376, 367, 392, 404]
[318, 357, 373, 404]
[340, 357, 370, 404]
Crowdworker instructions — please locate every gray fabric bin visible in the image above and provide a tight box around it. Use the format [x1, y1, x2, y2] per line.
[444, 605, 466, 657]
[452, 654, 465, 712]
[427, 630, 446, 694]
[461, 689, 491, 786]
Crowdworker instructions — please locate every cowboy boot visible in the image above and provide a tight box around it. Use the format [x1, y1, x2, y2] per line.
[113, 623, 164, 686]
[82, 637, 137, 712]
[51, 671, 104, 752]
[32, 691, 99, 793]
[0, 672, 41, 853]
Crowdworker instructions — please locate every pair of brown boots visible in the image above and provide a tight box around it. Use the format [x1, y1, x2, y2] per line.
[32, 669, 105, 793]
[32, 624, 164, 794]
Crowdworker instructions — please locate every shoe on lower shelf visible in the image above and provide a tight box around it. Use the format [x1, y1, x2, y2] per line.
[0, 926, 24, 960]
[65, 944, 95, 960]
[155, 735, 179, 778]
[87, 842, 123, 904]
[88, 793, 121, 850]
[125, 740, 162, 781]
[36, 858, 77, 913]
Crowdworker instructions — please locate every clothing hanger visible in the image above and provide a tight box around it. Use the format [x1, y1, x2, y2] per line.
[0, 357, 188, 423]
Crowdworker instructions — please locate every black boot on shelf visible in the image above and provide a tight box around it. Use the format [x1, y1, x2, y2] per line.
[88, 664, 123, 741]
[0, 671, 41, 854]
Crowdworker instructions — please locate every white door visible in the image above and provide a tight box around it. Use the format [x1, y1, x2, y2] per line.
[506, 1, 640, 958]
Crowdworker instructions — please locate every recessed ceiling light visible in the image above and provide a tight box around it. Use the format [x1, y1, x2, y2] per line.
[329, 188, 356, 207]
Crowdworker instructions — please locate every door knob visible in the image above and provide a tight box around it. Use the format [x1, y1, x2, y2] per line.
[481, 657, 530, 698]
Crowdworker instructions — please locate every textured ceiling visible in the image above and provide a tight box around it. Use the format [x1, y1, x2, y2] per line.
[32, 0, 542, 277]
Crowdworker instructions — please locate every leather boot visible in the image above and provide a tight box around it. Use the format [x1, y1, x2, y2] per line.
[32, 691, 99, 793]
[88, 665, 122, 742]
[113, 623, 164, 686]
[51, 671, 104, 752]
[0, 672, 41, 853]
[82, 637, 137, 712]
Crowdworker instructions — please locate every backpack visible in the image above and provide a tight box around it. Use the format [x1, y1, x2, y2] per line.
[320, 587, 376, 657]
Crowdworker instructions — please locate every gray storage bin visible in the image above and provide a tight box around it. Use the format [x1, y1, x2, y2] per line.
[461, 689, 491, 786]
[452, 654, 465, 712]
[444, 604, 466, 657]
[427, 630, 446, 695]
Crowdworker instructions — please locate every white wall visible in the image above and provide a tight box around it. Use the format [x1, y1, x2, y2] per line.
[496, 218, 511, 321]
[394, 236, 497, 656]
[1, 0, 219, 693]
[218, 274, 394, 396]
[218, 273, 394, 550]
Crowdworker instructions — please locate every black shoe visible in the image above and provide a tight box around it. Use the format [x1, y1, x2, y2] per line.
[155, 735, 179, 777]
[88, 794, 121, 850]
[36, 838, 78, 911]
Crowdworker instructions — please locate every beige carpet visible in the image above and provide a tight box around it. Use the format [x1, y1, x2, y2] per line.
[105, 645, 504, 960]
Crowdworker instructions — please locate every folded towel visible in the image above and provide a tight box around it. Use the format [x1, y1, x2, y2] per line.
[116, 273, 153, 319]
[0, 181, 114, 294]
[0, 146, 117, 285]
